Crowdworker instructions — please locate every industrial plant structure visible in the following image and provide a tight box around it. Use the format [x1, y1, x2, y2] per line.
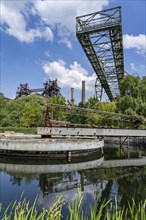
[16, 79, 60, 99]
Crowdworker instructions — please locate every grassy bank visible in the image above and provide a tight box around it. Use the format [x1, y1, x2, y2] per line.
[0, 127, 37, 135]
[0, 191, 145, 220]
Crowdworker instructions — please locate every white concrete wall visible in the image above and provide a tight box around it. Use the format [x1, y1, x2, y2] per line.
[37, 127, 146, 137]
[0, 139, 104, 152]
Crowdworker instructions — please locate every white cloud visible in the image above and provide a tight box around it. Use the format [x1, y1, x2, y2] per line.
[1, 0, 146, 59]
[1, 1, 53, 43]
[44, 51, 50, 58]
[42, 59, 96, 91]
[130, 63, 137, 71]
[37, 182, 95, 211]
[34, 0, 109, 32]
[123, 34, 146, 55]
[0, 0, 109, 45]
[57, 25, 73, 49]
[129, 63, 146, 77]
[2, 0, 145, 56]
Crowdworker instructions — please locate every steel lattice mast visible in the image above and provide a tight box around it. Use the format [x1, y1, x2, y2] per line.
[76, 6, 124, 101]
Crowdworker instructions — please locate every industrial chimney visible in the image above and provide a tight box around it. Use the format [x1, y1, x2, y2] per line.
[81, 80, 86, 105]
[71, 87, 74, 104]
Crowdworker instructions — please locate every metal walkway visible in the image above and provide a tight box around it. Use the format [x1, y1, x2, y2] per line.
[76, 6, 124, 100]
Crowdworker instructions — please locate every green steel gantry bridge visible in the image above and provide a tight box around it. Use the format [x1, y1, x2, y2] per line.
[76, 6, 124, 101]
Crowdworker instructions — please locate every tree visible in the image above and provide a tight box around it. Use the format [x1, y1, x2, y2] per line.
[1, 74, 145, 129]
[49, 95, 67, 121]
[84, 96, 99, 109]
[0, 94, 11, 126]
[19, 95, 46, 127]
[116, 74, 146, 128]
[0, 94, 46, 127]
[119, 74, 141, 98]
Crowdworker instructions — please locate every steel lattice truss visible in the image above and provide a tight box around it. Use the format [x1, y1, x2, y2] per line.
[51, 104, 140, 123]
[76, 6, 124, 101]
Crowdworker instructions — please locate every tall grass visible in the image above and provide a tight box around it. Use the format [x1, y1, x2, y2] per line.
[0, 191, 145, 220]
[0, 196, 64, 220]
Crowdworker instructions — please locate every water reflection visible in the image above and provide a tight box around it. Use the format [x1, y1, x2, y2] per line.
[0, 145, 146, 218]
[0, 155, 104, 174]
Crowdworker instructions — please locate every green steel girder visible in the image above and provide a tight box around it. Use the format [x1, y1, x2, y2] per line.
[76, 6, 124, 101]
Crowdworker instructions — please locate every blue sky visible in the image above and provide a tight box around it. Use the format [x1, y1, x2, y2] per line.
[1, 0, 146, 101]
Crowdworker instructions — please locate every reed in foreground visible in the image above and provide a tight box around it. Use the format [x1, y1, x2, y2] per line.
[0, 191, 145, 220]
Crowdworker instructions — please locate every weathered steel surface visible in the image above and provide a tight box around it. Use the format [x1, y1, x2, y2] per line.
[0, 138, 104, 152]
[16, 79, 60, 98]
[76, 7, 124, 100]
[37, 127, 146, 137]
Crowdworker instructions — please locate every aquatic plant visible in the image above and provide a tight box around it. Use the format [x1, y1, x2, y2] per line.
[0, 191, 145, 220]
[0, 196, 64, 220]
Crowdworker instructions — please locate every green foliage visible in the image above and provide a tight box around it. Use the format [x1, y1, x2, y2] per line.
[116, 75, 146, 128]
[0, 92, 5, 98]
[96, 101, 116, 113]
[84, 96, 99, 109]
[67, 189, 84, 220]
[119, 74, 141, 98]
[0, 95, 9, 127]
[0, 127, 36, 134]
[0, 95, 46, 128]
[0, 191, 145, 220]
[0, 74, 146, 129]
[0, 195, 64, 220]
[49, 95, 66, 105]
[80, 97, 117, 127]
[49, 96, 67, 121]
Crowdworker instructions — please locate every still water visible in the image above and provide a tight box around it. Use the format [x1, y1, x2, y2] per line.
[0, 143, 146, 218]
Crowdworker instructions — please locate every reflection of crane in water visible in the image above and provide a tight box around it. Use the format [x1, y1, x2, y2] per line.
[39, 172, 92, 197]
